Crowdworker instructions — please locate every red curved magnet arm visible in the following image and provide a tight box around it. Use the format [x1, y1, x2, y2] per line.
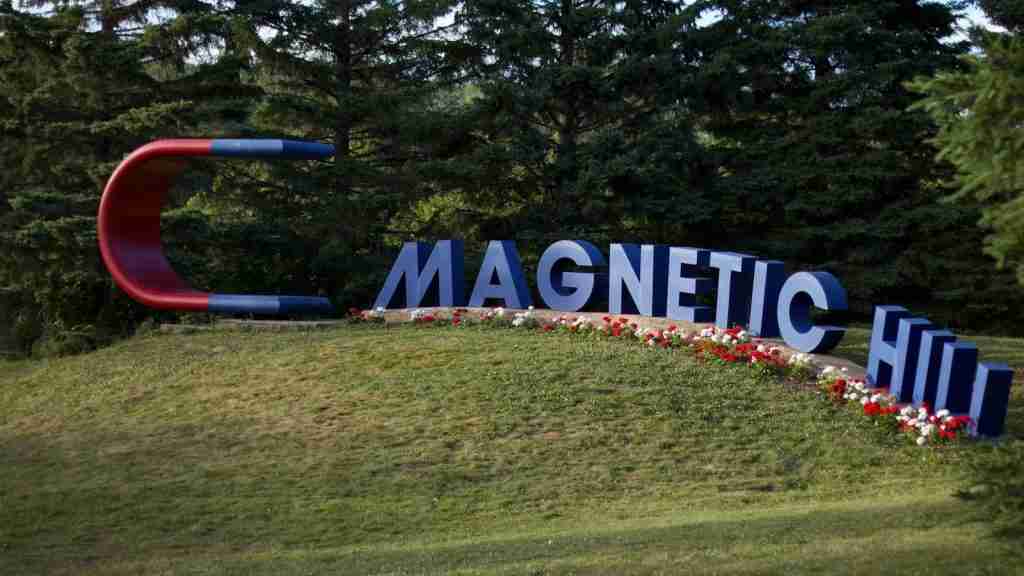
[97, 139, 335, 315]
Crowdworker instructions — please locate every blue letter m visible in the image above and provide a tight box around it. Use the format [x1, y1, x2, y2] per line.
[373, 240, 465, 309]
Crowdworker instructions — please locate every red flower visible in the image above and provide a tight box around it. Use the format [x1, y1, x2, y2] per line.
[718, 352, 738, 363]
[602, 315, 612, 323]
[944, 416, 972, 432]
[828, 379, 848, 401]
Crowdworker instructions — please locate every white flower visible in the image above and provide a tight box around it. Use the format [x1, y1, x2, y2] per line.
[512, 317, 525, 327]
[916, 436, 927, 446]
[789, 353, 812, 365]
[495, 307, 505, 317]
[528, 305, 535, 311]
[822, 366, 835, 375]
[936, 409, 950, 419]
[870, 394, 882, 403]
[757, 344, 766, 353]
[738, 330, 749, 340]
[860, 397, 870, 405]
[920, 424, 935, 436]
[789, 353, 812, 366]
[841, 367, 849, 373]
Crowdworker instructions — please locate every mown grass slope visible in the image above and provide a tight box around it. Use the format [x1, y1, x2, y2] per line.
[0, 324, 1021, 575]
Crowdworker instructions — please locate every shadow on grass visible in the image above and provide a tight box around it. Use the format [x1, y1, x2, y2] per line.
[121, 496, 1015, 576]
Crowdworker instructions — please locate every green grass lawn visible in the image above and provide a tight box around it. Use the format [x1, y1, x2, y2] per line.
[1, 323, 1021, 575]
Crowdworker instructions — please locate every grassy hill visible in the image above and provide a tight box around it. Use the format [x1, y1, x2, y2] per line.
[1, 323, 1021, 575]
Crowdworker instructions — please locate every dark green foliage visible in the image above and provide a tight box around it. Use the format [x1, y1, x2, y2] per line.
[911, 31, 1024, 294]
[0, 1, 247, 354]
[214, 0, 473, 308]
[239, 4, 465, 211]
[2, 0, 1023, 357]
[688, 0, 1024, 330]
[458, 0, 716, 240]
[978, 0, 1024, 31]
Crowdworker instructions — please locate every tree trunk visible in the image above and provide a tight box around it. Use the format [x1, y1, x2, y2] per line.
[556, 0, 578, 224]
[334, 0, 354, 240]
[100, 0, 116, 37]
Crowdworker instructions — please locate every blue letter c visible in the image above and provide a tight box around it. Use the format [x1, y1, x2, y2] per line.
[777, 272, 847, 353]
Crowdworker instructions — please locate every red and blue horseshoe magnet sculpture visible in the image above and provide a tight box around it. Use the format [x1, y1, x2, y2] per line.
[98, 139, 336, 315]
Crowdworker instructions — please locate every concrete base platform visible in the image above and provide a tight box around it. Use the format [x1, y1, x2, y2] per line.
[161, 307, 867, 378]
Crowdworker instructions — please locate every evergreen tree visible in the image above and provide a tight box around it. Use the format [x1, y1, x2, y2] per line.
[0, 0, 248, 353]
[457, 0, 715, 242]
[978, 0, 1024, 30]
[221, 0, 470, 303]
[689, 0, 1024, 329]
[910, 9, 1024, 287]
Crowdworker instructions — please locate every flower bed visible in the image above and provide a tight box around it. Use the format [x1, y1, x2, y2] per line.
[817, 367, 973, 445]
[349, 306, 975, 446]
